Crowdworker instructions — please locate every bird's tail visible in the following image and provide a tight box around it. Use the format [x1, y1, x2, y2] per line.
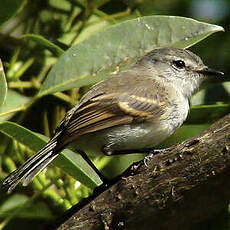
[2, 139, 62, 193]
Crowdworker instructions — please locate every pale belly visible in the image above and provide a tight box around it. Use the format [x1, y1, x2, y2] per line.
[75, 119, 183, 156]
[75, 94, 189, 156]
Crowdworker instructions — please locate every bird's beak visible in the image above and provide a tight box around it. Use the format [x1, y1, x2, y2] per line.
[197, 67, 224, 77]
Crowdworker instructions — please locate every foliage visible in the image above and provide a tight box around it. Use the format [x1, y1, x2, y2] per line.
[0, 0, 228, 229]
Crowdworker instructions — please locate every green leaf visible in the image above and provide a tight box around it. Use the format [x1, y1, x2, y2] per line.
[0, 194, 28, 216]
[0, 0, 26, 26]
[22, 34, 65, 57]
[0, 121, 101, 189]
[0, 59, 7, 107]
[191, 81, 230, 106]
[188, 104, 230, 124]
[73, 15, 110, 45]
[0, 90, 29, 122]
[0, 194, 53, 219]
[15, 201, 53, 219]
[39, 16, 224, 96]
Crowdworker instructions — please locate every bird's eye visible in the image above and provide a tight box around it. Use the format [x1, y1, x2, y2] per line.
[172, 60, 186, 69]
[151, 58, 157, 63]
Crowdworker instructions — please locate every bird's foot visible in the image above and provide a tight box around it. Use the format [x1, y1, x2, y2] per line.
[144, 147, 171, 167]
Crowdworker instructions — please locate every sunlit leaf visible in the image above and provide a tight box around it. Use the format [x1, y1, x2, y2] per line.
[39, 16, 224, 96]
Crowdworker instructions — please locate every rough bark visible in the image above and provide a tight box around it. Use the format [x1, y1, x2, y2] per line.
[52, 114, 230, 230]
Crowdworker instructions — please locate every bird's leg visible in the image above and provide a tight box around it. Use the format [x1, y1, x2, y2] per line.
[80, 147, 171, 182]
[108, 148, 153, 155]
[110, 147, 171, 167]
[77, 149, 108, 184]
[110, 147, 171, 155]
[143, 147, 171, 166]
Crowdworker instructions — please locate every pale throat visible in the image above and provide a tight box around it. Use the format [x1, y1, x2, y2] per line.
[173, 76, 202, 99]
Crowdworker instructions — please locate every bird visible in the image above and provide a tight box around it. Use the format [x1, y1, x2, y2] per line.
[2, 47, 224, 193]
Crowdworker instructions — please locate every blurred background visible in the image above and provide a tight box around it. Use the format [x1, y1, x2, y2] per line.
[0, 0, 229, 229]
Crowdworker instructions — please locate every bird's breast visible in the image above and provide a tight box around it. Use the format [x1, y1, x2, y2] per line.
[75, 106, 189, 156]
[75, 91, 190, 156]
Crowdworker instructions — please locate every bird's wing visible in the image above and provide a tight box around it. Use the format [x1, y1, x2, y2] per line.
[55, 76, 169, 146]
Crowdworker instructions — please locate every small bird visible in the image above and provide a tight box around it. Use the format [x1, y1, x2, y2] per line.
[2, 47, 223, 193]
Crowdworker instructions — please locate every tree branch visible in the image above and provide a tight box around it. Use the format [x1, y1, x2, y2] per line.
[51, 114, 230, 230]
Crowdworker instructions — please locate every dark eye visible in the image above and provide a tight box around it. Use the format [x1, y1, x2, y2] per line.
[172, 60, 186, 69]
[151, 58, 157, 63]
